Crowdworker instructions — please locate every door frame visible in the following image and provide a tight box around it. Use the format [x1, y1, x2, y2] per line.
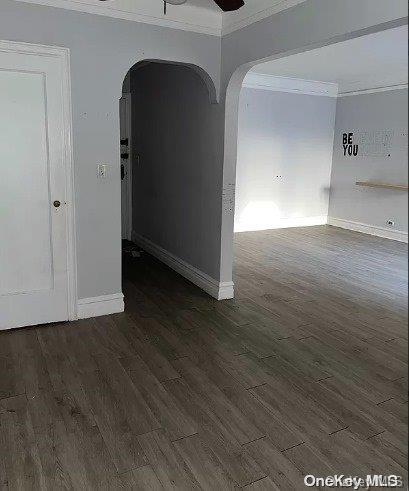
[0, 39, 78, 321]
[120, 92, 133, 241]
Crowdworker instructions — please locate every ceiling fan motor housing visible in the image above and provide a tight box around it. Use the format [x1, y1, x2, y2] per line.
[213, 0, 245, 11]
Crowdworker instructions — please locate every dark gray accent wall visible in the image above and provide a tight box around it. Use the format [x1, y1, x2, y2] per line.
[130, 63, 225, 279]
[329, 89, 408, 232]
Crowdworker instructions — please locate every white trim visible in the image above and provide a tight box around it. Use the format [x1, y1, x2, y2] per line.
[234, 215, 328, 233]
[12, 0, 221, 36]
[12, 0, 311, 37]
[0, 39, 78, 321]
[77, 293, 124, 319]
[243, 75, 408, 99]
[328, 217, 408, 243]
[338, 83, 408, 97]
[243, 73, 339, 97]
[218, 282, 235, 300]
[222, 0, 307, 36]
[132, 232, 234, 300]
[0, 39, 70, 58]
[61, 46, 78, 321]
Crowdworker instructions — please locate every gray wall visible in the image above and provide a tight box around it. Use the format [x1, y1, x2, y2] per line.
[219, 0, 408, 283]
[221, 0, 408, 90]
[130, 63, 224, 279]
[329, 89, 408, 232]
[0, 0, 221, 300]
[235, 88, 336, 231]
[0, 0, 406, 300]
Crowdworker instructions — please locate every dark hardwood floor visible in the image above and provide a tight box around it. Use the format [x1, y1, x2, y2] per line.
[1, 226, 407, 489]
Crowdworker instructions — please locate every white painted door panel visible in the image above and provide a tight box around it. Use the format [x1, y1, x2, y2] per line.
[0, 49, 69, 330]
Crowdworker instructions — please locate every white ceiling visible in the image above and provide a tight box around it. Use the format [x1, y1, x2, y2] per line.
[13, 0, 307, 36]
[250, 25, 409, 94]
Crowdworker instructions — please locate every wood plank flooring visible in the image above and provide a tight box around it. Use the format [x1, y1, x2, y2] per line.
[0, 226, 407, 489]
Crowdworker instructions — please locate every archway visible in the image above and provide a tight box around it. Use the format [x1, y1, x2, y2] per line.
[119, 60, 225, 302]
[218, 17, 408, 291]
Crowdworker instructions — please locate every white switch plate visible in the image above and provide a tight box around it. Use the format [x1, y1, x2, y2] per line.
[97, 163, 108, 178]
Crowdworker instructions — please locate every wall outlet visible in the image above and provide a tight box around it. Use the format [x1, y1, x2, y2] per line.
[97, 163, 108, 178]
[387, 219, 395, 227]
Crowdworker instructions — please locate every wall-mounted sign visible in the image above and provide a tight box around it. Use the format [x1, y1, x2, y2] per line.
[342, 132, 358, 156]
[342, 130, 393, 158]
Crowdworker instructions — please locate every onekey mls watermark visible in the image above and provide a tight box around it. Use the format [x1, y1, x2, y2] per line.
[304, 475, 404, 489]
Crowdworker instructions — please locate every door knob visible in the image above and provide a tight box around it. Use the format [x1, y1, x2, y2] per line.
[53, 200, 61, 208]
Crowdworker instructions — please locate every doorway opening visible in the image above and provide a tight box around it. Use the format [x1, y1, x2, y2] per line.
[119, 60, 222, 304]
[231, 25, 408, 303]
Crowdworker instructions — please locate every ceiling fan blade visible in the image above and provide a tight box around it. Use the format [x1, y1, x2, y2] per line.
[213, 0, 245, 12]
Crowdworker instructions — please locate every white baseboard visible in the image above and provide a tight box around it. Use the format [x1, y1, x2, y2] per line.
[328, 217, 408, 243]
[132, 232, 234, 300]
[234, 215, 328, 233]
[218, 282, 235, 300]
[77, 293, 124, 319]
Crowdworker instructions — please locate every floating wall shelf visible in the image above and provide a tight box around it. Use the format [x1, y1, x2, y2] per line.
[356, 181, 409, 191]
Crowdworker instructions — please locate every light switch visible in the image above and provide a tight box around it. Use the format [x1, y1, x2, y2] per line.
[97, 163, 108, 178]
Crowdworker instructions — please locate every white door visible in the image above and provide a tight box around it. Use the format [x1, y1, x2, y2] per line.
[120, 94, 132, 240]
[0, 45, 71, 330]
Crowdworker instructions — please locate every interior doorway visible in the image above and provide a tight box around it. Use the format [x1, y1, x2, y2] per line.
[233, 26, 408, 238]
[119, 60, 225, 299]
[229, 25, 408, 299]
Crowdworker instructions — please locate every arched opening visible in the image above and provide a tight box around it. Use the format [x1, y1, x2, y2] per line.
[219, 20, 408, 292]
[119, 60, 224, 306]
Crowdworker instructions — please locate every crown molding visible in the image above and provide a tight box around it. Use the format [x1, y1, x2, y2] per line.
[14, 0, 310, 37]
[243, 74, 408, 98]
[221, 0, 307, 36]
[338, 83, 408, 97]
[243, 73, 339, 97]
[13, 0, 222, 36]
